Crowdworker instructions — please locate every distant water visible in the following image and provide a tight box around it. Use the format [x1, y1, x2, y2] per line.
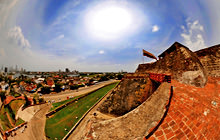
[13, 73, 47, 78]
[13, 73, 79, 78]
[67, 74, 79, 77]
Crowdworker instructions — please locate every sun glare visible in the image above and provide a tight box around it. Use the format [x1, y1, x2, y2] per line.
[84, 5, 134, 40]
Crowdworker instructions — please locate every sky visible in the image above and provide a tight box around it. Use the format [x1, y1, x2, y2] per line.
[0, 0, 220, 72]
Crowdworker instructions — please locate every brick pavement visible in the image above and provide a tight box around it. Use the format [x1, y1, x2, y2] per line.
[145, 77, 220, 140]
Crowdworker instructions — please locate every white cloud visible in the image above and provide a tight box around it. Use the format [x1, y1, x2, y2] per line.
[57, 34, 64, 39]
[99, 50, 105, 54]
[0, 0, 19, 29]
[199, 0, 220, 45]
[152, 25, 159, 32]
[7, 26, 31, 49]
[181, 20, 206, 51]
[47, 34, 65, 46]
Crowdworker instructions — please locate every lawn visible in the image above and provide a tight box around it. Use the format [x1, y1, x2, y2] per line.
[49, 94, 85, 112]
[45, 82, 118, 139]
[9, 99, 25, 114]
[0, 106, 13, 131]
[0, 99, 25, 131]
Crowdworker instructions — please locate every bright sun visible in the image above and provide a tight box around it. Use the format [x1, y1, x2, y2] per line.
[84, 5, 133, 40]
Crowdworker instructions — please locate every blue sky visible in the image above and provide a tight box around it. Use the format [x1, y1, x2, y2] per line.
[0, 0, 220, 72]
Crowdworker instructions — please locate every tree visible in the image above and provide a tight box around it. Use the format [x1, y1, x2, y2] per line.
[99, 75, 109, 82]
[0, 91, 6, 102]
[87, 78, 94, 86]
[41, 86, 50, 94]
[0, 76, 3, 82]
[117, 74, 123, 80]
[33, 98, 37, 104]
[54, 83, 62, 93]
[70, 85, 79, 90]
[37, 83, 42, 89]
[25, 79, 32, 84]
[24, 94, 31, 108]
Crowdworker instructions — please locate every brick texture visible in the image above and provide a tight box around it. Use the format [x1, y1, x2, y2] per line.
[146, 77, 220, 140]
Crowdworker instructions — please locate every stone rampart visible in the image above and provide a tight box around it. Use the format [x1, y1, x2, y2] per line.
[136, 42, 207, 87]
[195, 44, 220, 77]
[98, 73, 160, 116]
[85, 83, 170, 140]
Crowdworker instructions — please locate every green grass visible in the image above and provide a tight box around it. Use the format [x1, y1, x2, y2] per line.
[81, 74, 98, 78]
[0, 107, 13, 131]
[49, 95, 84, 112]
[45, 82, 118, 140]
[9, 100, 25, 114]
[15, 117, 25, 126]
[0, 100, 25, 131]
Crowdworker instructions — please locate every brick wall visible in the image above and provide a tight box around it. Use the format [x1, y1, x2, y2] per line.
[85, 83, 171, 140]
[136, 42, 207, 87]
[98, 73, 160, 116]
[146, 77, 220, 140]
[195, 45, 220, 77]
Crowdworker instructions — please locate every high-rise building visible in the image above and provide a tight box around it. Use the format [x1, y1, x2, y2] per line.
[16, 65, 18, 72]
[4, 67, 8, 73]
[65, 68, 70, 73]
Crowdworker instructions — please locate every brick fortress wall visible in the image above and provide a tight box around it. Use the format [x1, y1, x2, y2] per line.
[136, 42, 207, 87]
[195, 44, 220, 77]
[98, 73, 160, 116]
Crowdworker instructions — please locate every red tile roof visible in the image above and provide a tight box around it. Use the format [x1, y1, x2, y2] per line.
[4, 95, 32, 105]
[47, 79, 54, 87]
[4, 96, 15, 105]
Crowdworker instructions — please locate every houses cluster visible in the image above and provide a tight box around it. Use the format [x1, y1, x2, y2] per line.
[0, 71, 125, 96]
[0, 73, 102, 95]
[0, 81, 9, 92]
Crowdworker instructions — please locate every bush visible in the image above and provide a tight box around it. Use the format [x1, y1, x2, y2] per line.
[70, 85, 79, 90]
[39, 98, 44, 103]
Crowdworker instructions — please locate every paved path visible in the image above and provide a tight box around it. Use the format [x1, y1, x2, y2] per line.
[42, 80, 118, 102]
[17, 105, 41, 122]
[8, 104, 51, 140]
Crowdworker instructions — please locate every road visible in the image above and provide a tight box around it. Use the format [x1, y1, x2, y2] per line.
[42, 80, 118, 102]
[8, 104, 51, 140]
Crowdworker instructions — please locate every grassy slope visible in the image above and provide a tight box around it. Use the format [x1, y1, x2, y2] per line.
[0, 107, 12, 130]
[0, 100, 25, 131]
[45, 83, 118, 139]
